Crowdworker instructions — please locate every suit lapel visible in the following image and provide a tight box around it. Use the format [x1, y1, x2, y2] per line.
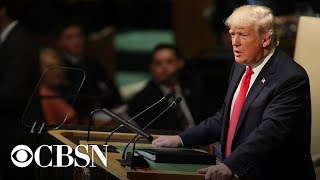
[225, 63, 245, 117]
[234, 50, 278, 135]
[0, 24, 20, 54]
[221, 63, 245, 147]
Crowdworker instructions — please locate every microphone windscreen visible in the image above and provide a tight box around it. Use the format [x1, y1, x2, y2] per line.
[175, 97, 182, 104]
[164, 93, 174, 100]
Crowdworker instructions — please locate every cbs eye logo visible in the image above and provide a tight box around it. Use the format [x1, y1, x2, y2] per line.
[11, 145, 33, 168]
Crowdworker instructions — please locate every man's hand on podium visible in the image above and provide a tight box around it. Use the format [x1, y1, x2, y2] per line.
[152, 135, 182, 147]
[197, 163, 233, 180]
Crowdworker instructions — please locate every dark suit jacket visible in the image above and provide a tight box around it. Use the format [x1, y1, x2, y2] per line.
[180, 49, 315, 179]
[128, 73, 210, 131]
[0, 24, 40, 180]
[0, 24, 40, 127]
[61, 56, 122, 119]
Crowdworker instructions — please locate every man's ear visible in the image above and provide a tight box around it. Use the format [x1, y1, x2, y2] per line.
[262, 35, 272, 48]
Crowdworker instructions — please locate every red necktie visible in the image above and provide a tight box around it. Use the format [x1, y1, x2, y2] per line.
[225, 66, 254, 157]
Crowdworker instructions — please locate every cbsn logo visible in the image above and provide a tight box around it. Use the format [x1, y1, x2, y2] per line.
[11, 144, 108, 168]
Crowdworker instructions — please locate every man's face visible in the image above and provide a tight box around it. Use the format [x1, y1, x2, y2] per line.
[151, 49, 184, 84]
[229, 24, 267, 66]
[58, 25, 85, 57]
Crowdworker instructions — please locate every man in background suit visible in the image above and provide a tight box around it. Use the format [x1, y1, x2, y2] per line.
[0, 0, 39, 179]
[128, 44, 209, 131]
[0, 0, 39, 128]
[56, 21, 122, 124]
[153, 5, 316, 180]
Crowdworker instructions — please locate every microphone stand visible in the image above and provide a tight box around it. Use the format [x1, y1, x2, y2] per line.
[86, 109, 102, 142]
[131, 136, 149, 170]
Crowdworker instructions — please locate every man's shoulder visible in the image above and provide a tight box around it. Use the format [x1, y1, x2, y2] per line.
[138, 80, 162, 95]
[127, 81, 163, 112]
[5, 25, 36, 49]
[130, 81, 161, 100]
[275, 49, 308, 78]
[7, 25, 31, 40]
[82, 56, 109, 73]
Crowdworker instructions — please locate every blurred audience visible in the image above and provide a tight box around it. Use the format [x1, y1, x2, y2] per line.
[55, 21, 122, 124]
[128, 44, 209, 131]
[39, 48, 77, 126]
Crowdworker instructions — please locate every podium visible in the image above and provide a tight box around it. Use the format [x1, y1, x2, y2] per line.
[48, 129, 238, 180]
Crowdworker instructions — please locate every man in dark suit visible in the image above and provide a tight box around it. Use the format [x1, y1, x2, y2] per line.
[153, 5, 316, 180]
[0, 0, 39, 179]
[0, 0, 39, 128]
[128, 44, 209, 131]
[56, 22, 122, 123]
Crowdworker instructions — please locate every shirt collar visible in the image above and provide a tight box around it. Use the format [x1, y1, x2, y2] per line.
[62, 53, 84, 65]
[159, 83, 182, 95]
[0, 20, 18, 43]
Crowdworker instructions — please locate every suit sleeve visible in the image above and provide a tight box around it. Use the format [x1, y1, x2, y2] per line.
[180, 62, 236, 147]
[179, 104, 224, 147]
[223, 74, 310, 176]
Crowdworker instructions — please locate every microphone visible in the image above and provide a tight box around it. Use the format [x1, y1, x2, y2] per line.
[120, 97, 182, 164]
[104, 93, 173, 145]
[101, 108, 153, 141]
[86, 94, 173, 152]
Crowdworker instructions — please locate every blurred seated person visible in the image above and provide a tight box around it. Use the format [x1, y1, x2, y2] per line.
[128, 44, 209, 131]
[55, 21, 122, 123]
[39, 48, 77, 126]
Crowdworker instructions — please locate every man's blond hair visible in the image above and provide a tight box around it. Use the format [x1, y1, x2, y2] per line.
[225, 5, 278, 48]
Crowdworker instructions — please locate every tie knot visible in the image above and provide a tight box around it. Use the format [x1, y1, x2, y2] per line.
[245, 66, 254, 76]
